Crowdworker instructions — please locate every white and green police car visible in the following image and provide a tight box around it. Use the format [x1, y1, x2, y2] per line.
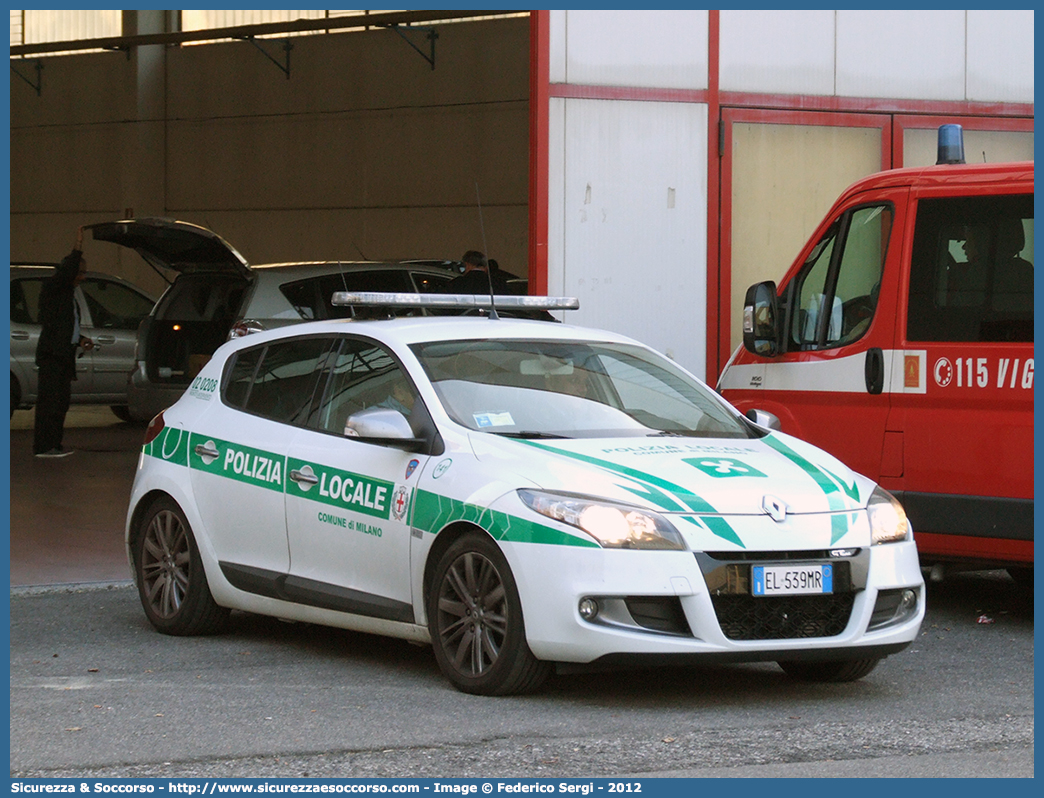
[127, 293, 924, 695]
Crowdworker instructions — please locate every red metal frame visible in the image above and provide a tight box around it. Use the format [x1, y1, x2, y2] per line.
[527, 10, 550, 295]
[704, 10, 721, 384]
[547, 84, 710, 103]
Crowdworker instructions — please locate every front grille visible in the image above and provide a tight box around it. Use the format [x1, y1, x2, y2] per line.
[711, 593, 855, 640]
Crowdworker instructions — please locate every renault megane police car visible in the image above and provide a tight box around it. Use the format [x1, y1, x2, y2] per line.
[126, 292, 924, 695]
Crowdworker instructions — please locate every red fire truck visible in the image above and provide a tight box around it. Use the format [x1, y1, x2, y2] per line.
[718, 126, 1033, 585]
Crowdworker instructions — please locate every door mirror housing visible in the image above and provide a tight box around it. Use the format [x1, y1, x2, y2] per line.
[345, 408, 428, 452]
[744, 408, 782, 431]
[742, 281, 780, 357]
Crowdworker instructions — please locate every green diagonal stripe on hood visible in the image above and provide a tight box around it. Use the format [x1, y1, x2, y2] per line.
[761, 433, 863, 545]
[519, 440, 745, 548]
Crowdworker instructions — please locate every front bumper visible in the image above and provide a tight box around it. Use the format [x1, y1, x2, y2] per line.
[506, 539, 924, 664]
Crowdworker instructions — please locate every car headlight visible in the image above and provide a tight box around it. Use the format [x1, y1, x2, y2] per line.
[518, 489, 686, 550]
[868, 487, 911, 544]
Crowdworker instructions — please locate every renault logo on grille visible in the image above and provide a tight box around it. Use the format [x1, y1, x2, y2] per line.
[762, 495, 789, 523]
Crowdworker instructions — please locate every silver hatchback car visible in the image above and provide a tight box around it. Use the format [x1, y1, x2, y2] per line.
[86, 219, 459, 422]
[10, 263, 156, 420]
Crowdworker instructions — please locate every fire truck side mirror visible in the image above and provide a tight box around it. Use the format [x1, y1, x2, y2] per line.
[742, 281, 779, 357]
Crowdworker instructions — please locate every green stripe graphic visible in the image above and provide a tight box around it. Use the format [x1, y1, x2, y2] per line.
[518, 441, 745, 548]
[762, 434, 862, 545]
[188, 433, 287, 494]
[286, 457, 394, 520]
[412, 490, 599, 548]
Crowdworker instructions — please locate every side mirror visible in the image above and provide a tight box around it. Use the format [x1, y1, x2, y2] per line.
[345, 408, 428, 452]
[742, 281, 779, 357]
[744, 408, 782, 431]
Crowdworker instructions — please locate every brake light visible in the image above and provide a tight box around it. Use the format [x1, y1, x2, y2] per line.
[143, 411, 166, 445]
[228, 319, 265, 340]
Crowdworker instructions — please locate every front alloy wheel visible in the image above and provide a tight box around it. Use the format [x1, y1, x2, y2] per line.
[134, 496, 229, 635]
[428, 533, 550, 695]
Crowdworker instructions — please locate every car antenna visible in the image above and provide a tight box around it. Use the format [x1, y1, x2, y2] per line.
[476, 183, 499, 320]
[335, 261, 357, 320]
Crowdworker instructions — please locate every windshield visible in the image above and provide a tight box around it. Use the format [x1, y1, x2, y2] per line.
[411, 339, 754, 439]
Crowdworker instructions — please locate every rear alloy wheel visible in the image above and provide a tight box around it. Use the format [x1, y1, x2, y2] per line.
[428, 533, 551, 695]
[133, 496, 229, 636]
[777, 657, 881, 682]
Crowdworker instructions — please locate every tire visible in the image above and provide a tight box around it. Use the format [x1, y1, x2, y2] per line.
[1007, 567, 1033, 592]
[777, 657, 881, 683]
[110, 404, 134, 422]
[132, 496, 230, 636]
[427, 532, 551, 695]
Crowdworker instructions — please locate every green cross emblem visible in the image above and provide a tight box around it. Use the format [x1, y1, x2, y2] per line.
[684, 457, 767, 479]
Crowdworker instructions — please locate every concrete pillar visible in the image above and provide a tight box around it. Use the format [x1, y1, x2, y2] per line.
[120, 10, 170, 219]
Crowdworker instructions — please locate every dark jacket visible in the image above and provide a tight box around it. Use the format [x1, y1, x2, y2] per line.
[35, 249, 82, 372]
[445, 268, 514, 295]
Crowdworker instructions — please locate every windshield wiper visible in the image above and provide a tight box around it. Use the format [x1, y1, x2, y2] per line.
[493, 431, 571, 439]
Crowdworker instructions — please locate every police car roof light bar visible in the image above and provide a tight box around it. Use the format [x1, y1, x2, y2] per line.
[331, 291, 581, 311]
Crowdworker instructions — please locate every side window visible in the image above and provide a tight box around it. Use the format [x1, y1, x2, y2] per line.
[411, 271, 454, 294]
[787, 204, 893, 350]
[79, 278, 155, 330]
[907, 195, 1033, 343]
[222, 337, 337, 425]
[11, 278, 44, 324]
[280, 271, 415, 321]
[309, 338, 417, 435]
[278, 279, 320, 320]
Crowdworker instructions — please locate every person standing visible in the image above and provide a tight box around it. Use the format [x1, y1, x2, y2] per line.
[445, 250, 513, 295]
[33, 226, 94, 457]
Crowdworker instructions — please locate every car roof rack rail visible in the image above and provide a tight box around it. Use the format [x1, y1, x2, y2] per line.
[331, 291, 580, 313]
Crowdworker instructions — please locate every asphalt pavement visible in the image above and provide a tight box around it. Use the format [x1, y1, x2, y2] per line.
[10, 405, 142, 587]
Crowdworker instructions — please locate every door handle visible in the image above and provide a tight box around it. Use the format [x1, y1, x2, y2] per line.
[10, 331, 29, 341]
[194, 443, 220, 459]
[865, 348, 884, 395]
[95, 335, 116, 345]
[290, 468, 319, 486]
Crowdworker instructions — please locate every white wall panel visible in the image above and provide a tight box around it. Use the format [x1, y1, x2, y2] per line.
[837, 10, 966, 100]
[558, 10, 708, 89]
[720, 10, 835, 96]
[552, 98, 708, 376]
[549, 10, 568, 84]
[966, 10, 1034, 103]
